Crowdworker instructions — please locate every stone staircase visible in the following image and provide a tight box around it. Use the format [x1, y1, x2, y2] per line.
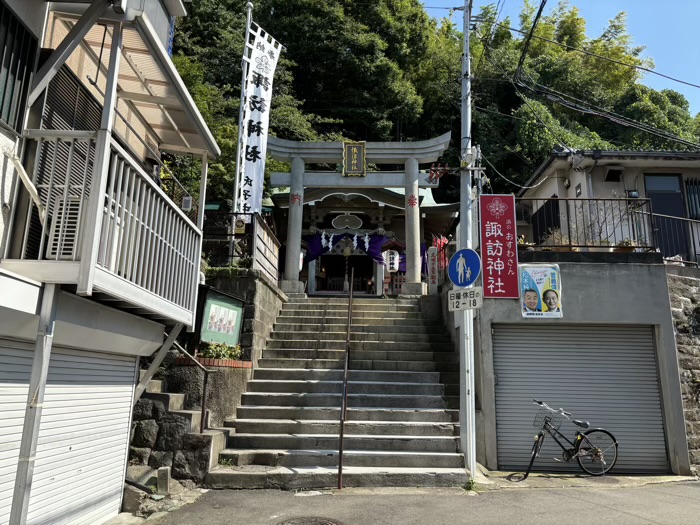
[205, 297, 467, 489]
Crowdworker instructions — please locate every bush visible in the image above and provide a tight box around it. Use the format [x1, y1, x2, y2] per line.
[198, 341, 242, 360]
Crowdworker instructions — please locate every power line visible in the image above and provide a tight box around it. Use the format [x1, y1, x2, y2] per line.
[498, 22, 700, 91]
[475, 105, 524, 120]
[514, 0, 547, 82]
[481, 152, 550, 190]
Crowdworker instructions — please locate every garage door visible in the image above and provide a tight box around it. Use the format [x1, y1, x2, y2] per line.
[493, 324, 669, 474]
[0, 341, 33, 525]
[26, 348, 137, 525]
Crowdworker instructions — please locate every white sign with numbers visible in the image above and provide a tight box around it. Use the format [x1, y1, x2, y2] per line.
[448, 287, 483, 311]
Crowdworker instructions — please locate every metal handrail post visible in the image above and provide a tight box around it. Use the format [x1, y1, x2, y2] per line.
[338, 267, 354, 489]
[200, 370, 210, 434]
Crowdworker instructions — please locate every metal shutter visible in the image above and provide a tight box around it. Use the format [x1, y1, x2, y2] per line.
[0, 340, 33, 525]
[493, 324, 669, 474]
[26, 348, 137, 525]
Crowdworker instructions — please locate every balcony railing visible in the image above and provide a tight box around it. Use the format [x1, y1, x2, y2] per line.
[4, 130, 201, 325]
[516, 198, 655, 251]
[650, 213, 700, 266]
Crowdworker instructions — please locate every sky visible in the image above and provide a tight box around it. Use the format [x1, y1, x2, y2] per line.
[421, 0, 700, 115]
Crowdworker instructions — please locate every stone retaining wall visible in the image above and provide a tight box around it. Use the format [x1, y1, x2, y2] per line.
[129, 397, 214, 482]
[667, 274, 700, 473]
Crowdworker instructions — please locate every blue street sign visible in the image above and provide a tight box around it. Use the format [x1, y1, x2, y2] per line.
[448, 249, 481, 288]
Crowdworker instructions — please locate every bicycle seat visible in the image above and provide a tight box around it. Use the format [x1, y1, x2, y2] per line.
[573, 419, 590, 429]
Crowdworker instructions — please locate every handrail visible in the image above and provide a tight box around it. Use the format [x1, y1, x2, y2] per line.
[338, 267, 355, 490]
[171, 338, 215, 434]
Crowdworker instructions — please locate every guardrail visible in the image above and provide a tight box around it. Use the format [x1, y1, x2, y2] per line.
[337, 267, 354, 490]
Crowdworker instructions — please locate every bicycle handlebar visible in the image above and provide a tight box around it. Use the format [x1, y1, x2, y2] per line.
[533, 399, 571, 418]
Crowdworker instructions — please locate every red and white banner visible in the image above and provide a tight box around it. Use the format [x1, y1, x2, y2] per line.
[480, 194, 519, 298]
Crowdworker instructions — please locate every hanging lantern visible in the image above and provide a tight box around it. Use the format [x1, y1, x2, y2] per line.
[383, 250, 399, 273]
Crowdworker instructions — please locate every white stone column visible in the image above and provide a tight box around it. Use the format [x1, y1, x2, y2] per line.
[375, 260, 384, 296]
[282, 156, 305, 294]
[308, 259, 317, 295]
[402, 157, 425, 295]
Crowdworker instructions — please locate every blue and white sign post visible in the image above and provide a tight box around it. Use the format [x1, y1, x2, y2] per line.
[448, 249, 482, 311]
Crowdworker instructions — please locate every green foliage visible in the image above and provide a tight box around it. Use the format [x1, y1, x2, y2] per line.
[198, 341, 242, 360]
[169, 0, 700, 200]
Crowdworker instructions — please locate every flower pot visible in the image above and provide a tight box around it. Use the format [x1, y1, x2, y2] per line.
[174, 356, 252, 368]
[615, 246, 636, 253]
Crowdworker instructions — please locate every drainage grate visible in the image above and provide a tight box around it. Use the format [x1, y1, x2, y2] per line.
[275, 519, 344, 525]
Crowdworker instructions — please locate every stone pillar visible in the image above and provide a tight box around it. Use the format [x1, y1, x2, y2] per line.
[375, 260, 384, 297]
[282, 156, 305, 294]
[402, 157, 425, 295]
[308, 259, 317, 295]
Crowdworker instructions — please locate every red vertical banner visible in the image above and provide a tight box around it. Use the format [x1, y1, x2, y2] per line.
[480, 194, 519, 298]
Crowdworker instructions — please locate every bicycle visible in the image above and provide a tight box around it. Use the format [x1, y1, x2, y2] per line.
[521, 399, 618, 480]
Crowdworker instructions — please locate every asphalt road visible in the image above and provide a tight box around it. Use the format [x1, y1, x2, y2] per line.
[156, 482, 700, 525]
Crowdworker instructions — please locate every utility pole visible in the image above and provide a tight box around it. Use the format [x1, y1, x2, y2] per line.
[458, 0, 477, 481]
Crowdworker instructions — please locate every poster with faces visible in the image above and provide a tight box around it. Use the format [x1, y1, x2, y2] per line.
[520, 264, 562, 318]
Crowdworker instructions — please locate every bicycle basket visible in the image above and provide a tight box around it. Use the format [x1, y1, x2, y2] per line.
[533, 407, 564, 431]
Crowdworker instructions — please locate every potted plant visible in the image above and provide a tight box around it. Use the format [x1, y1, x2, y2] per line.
[615, 238, 638, 253]
[176, 342, 249, 368]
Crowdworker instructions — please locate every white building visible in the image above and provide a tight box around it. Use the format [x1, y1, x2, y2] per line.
[0, 1, 219, 523]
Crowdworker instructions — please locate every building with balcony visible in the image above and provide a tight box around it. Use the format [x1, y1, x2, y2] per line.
[0, 1, 219, 524]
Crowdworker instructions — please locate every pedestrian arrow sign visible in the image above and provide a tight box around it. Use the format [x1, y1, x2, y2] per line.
[448, 249, 481, 288]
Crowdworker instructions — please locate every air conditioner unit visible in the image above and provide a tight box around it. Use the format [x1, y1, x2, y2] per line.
[47, 195, 85, 260]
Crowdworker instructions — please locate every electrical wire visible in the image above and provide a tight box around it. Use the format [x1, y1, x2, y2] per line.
[514, 0, 547, 82]
[497, 22, 700, 91]
[481, 152, 550, 190]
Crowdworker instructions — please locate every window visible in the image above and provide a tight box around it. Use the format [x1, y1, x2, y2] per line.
[0, 1, 38, 132]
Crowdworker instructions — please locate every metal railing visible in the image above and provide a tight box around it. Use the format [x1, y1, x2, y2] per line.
[338, 267, 354, 490]
[15, 130, 201, 314]
[651, 212, 700, 266]
[100, 139, 201, 310]
[516, 197, 655, 251]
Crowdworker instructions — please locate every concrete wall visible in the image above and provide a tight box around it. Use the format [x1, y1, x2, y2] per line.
[165, 364, 253, 426]
[477, 255, 691, 475]
[206, 268, 287, 365]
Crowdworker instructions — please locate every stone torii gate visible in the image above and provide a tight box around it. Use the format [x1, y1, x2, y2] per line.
[268, 132, 451, 295]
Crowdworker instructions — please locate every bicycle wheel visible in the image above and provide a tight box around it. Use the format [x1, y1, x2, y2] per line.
[576, 429, 618, 476]
[523, 433, 544, 479]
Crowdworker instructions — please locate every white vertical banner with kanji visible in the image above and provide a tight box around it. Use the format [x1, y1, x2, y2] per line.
[235, 22, 282, 216]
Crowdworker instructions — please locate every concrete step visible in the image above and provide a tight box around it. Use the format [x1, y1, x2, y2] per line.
[274, 323, 447, 334]
[234, 406, 459, 423]
[218, 449, 464, 468]
[142, 392, 185, 412]
[261, 349, 458, 363]
[270, 331, 451, 343]
[257, 358, 452, 372]
[265, 339, 455, 352]
[286, 298, 418, 306]
[240, 392, 448, 409]
[171, 409, 210, 433]
[283, 303, 421, 313]
[226, 433, 460, 453]
[275, 315, 441, 326]
[205, 466, 468, 489]
[278, 310, 427, 320]
[252, 368, 441, 383]
[224, 419, 458, 437]
[139, 370, 164, 393]
[245, 379, 445, 396]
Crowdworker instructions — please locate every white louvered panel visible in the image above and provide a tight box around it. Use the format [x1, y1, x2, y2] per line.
[0, 341, 33, 525]
[26, 348, 137, 525]
[46, 195, 85, 260]
[493, 324, 670, 474]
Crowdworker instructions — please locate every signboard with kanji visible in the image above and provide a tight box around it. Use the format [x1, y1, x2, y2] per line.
[448, 287, 483, 311]
[428, 246, 438, 295]
[480, 194, 519, 298]
[343, 141, 366, 177]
